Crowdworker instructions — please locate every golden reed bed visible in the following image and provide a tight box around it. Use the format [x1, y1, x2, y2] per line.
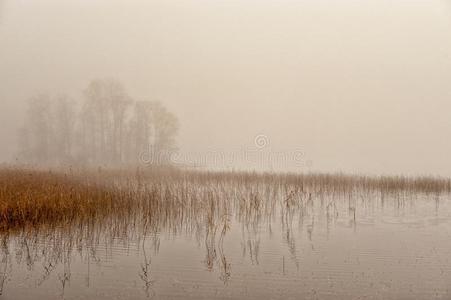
[0, 168, 133, 230]
[0, 167, 449, 231]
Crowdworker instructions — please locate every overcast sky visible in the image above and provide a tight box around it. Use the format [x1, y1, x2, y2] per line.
[1, 0, 451, 175]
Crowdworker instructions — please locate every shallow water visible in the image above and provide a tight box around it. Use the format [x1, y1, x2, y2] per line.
[1, 188, 451, 299]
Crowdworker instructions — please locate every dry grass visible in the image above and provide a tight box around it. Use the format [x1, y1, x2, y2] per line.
[0, 168, 134, 230]
[0, 166, 449, 232]
[0, 166, 449, 291]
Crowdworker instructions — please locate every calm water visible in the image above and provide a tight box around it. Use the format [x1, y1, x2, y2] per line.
[1, 186, 451, 299]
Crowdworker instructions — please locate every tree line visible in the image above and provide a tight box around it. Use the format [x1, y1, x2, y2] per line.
[17, 79, 179, 166]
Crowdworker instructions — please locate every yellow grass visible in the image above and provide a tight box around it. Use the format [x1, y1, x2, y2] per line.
[0, 168, 133, 230]
[0, 166, 449, 232]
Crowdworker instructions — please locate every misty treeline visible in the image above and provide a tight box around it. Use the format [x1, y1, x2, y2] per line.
[17, 79, 179, 166]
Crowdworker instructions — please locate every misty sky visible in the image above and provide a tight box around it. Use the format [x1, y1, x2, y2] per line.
[1, 0, 451, 175]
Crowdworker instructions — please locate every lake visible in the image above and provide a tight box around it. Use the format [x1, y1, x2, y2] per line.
[1, 175, 450, 299]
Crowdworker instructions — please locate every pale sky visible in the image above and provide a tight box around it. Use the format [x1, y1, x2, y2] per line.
[1, 0, 451, 175]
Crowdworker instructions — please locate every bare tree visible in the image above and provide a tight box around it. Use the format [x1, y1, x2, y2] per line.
[83, 79, 109, 163]
[109, 82, 132, 163]
[53, 95, 76, 164]
[17, 79, 179, 167]
[151, 101, 179, 159]
[127, 101, 153, 164]
[127, 101, 179, 165]
[83, 79, 131, 165]
[20, 94, 53, 163]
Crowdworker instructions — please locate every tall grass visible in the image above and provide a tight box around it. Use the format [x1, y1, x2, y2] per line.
[0, 167, 449, 232]
[0, 168, 135, 230]
[0, 166, 449, 293]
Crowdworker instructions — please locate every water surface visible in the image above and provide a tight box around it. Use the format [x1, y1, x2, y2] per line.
[1, 182, 451, 299]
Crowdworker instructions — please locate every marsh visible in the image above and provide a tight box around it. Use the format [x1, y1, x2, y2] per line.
[0, 168, 450, 299]
[1, 0, 451, 299]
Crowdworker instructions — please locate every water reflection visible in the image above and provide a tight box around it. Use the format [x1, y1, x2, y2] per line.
[139, 236, 157, 298]
[1, 176, 451, 299]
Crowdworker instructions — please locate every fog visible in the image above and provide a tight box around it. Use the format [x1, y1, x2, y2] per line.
[1, 0, 451, 175]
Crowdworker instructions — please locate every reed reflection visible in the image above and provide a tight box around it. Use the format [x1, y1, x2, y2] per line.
[0, 169, 447, 297]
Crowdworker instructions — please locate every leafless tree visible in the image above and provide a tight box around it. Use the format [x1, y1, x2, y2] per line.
[53, 94, 76, 163]
[17, 79, 179, 167]
[19, 94, 53, 163]
[151, 101, 179, 164]
[83, 79, 131, 165]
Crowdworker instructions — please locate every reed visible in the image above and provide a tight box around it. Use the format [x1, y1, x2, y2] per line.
[0, 168, 133, 230]
[0, 166, 448, 291]
[0, 166, 449, 232]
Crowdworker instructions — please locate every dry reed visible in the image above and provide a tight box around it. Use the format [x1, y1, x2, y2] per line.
[0, 166, 449, 232]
